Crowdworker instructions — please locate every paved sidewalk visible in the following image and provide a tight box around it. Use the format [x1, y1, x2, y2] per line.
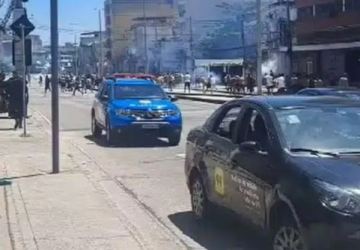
[0, 108, 187, 250]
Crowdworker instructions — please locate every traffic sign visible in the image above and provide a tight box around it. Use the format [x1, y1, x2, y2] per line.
[10, 14, 35, 38]
[12, 39, 32, 66]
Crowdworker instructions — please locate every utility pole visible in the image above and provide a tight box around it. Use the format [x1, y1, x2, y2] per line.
[142, 0, 149, 73]
[154, 25, 160, 73]
[13, 0, 25, 74]
[74, 35, 78, 76]
[20, 24, 27, 136]
[256, 0, 263, 95]
[98, 9, 104, 78]
[50, 0, 60, 174]
[240, 15, 246, 77]
[189, 17, 195, 74]
[286, 0, 293, 78]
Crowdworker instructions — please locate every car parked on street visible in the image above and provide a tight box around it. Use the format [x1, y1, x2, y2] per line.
[185, 96, 360, 250]
[91, 79, 182, 145]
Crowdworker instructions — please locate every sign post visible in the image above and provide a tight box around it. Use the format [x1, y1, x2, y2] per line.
[10, 14, 35, 38]
[10, 13, 34, 137]
[50, 0, 60, 174]
[21, 24, 27, 136]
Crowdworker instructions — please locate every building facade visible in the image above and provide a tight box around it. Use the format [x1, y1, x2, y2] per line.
[78, 31, 111, 75]
[263, 0, 296, 75]
[293, 0, 360, 85]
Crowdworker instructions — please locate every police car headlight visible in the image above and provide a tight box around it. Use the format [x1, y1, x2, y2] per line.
[116, 109, 131, 117]
[314, 180, 360, 214]
[166, 109, 180, 117]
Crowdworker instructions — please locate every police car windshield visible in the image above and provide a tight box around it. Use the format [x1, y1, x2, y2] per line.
[114, 85, 167, 99]
[275, 106, 360, 154]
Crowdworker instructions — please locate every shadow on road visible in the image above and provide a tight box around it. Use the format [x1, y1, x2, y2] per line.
[0, 128, 15, 131]
[0, 179, 12, 187]
[2, 173, 44, 181]
[84, 134, 173, 148]
[168, 211, 270, 250]
[0, 173, 45, 187]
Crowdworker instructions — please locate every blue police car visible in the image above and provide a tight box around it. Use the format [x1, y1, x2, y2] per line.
[91, 79, 182, 145]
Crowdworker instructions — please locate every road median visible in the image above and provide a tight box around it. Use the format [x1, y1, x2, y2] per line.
[173, 93, 237, 104]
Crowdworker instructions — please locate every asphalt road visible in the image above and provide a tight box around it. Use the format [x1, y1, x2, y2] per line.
[30, 86, 269, 250]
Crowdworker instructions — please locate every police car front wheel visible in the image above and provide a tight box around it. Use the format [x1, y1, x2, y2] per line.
[106, 119, 116, 145]
[168, 133, 181, 146]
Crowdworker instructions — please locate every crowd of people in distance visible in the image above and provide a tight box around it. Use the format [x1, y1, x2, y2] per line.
[155, 72, 257, 95]
[38, 73, 103, 96]
[155, 70, 353, 96]
[35, 70, 355, 100]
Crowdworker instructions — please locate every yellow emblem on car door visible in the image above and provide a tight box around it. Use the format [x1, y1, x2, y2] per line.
[214, 167, 225, 195]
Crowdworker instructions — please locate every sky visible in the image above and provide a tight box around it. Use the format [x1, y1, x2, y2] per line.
[25, 0, 104, 45]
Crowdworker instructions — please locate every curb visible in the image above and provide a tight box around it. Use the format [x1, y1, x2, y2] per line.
[166, 91, 242, 98]
[174, 95, 234, 104]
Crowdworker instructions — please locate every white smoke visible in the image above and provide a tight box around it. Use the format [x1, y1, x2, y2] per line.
[262, 54, 278, 75]
[194, 67, 222, 84]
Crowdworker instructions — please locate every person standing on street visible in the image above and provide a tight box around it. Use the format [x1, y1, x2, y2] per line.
[39, 75, 43, 86]
[169, 74, 175, 92]
[265, 73, 274, 95]
[72, 76, 83, 96]
[224, 74, 231, 92]
[184, 72, 191, 93]
[275, 74, 286, 94]
[44, 75, 51, 95]
[0, 72, 8, 114]
[204, 75, 211, 94]
[7, 71, 27, 129]
[246, 74, 255, 94]
[308, 75, 316, 88]
[208, 74, 216, 94]
[338, 73, 349, 87]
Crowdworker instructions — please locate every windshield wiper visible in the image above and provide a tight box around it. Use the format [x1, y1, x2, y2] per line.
[290, 148, 338, 157]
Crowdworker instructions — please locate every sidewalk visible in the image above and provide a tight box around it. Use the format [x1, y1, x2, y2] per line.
[0, 109, 187, 249]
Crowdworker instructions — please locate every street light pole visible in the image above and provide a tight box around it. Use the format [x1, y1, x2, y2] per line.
[50, 0, 60, 174]
[74, 35, 78, 76]
[21, 24, 27, 137]
[240, 15, 246, 77]
[189, 17, 195, 74]
[13, 0, 25, 75]
[256, 0, 263, 95]
[142, 0, 149, 73]
[286, 0, 293, 78]
[98, 9, 104, 78]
